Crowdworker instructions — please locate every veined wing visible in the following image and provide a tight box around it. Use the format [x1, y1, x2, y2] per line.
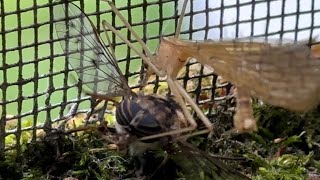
[164, 37, 320, 111]
[53, 1, 131, 98]
[202, 39, 320, 112]
[172, 141, 251, 180]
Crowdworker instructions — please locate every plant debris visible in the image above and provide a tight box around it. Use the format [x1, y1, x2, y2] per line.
[1, 103, 320, 179]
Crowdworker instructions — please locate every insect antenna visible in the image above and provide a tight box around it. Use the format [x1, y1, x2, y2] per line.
[101, 20, 116, 60]
[101, 0, 153, 58]
[175, 0, 188, 39]
[101, 0, 165, 78]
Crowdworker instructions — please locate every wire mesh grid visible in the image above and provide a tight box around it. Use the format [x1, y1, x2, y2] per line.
[0, 0, 320, 156]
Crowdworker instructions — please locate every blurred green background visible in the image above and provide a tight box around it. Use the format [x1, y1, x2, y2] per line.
[0, 0, 176, 124]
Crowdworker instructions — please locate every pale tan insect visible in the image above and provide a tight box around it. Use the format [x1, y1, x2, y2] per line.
[153, 36, 320, 132]
[144, 9, 320, 133]
[104, 0, 320, 136]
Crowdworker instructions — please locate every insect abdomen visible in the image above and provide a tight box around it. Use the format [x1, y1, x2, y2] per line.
[116, 98, 163, 138]
[115, 95, 183, 140]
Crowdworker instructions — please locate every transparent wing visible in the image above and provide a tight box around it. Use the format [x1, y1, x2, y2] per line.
[53, 2, 130, 98]
[172, 141, 250, 180]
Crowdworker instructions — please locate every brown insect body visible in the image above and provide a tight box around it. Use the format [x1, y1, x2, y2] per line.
[158, 37, 320, 112]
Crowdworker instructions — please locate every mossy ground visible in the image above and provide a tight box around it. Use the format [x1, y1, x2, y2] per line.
[1, 104, 319, 179]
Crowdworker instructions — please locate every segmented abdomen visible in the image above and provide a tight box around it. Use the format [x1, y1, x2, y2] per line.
[115, 95, 184, 140]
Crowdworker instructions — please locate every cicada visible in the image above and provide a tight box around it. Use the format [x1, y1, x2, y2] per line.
[53, 1, 189, 144]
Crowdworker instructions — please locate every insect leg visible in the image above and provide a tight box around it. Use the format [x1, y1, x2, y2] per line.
[103, 0, 168, 87]
[144, 76, 214, 140]
[163, 0, 213, 137]
[140, 76, 215, 141]
[99, 4, 191, 141]
[233, 86, 257, 133]
[175, 0, 189, 39]
[138, 77, 200, 141]
[175, 81, 213, 129]
[101, 21, 165, 78]
[139, 127, 196, 141]
[102, 0, 153, 58]
[100, 0, 213, 140]
[174, 80, 214, 137]
[166, 76, 197, 128]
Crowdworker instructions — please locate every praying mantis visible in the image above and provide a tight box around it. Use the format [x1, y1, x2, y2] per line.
[103, 0, 320, 134]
